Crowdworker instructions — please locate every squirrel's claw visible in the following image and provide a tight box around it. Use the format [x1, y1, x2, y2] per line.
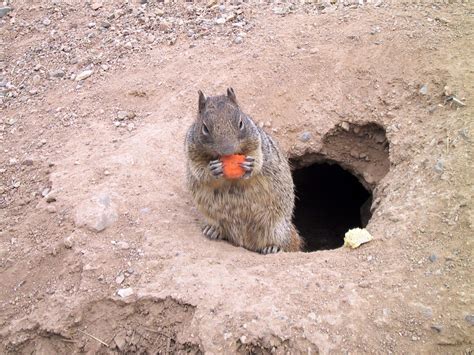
[260, 245, 281, 254]
[209, 159, 224, 178]
[240, 156, 255, 178]
[203, 224, 222, 240]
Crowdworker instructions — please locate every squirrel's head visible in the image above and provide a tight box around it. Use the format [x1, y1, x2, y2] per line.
[194, 88, 260, 158]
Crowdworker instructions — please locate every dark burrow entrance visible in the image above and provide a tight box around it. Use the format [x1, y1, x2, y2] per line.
[291, 162, 372, 251]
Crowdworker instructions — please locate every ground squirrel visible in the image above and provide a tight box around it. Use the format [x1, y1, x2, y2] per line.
[185, 88, 302, 254]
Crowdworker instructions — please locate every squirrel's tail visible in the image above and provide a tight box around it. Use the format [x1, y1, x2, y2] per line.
[285, 224, 304, 252]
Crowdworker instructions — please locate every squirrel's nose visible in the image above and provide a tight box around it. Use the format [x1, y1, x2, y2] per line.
[219, 143, 237, 156]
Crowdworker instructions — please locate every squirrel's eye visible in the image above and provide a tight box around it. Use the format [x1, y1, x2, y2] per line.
[238, 118, 244, 130]
[202, 123, 209, 136]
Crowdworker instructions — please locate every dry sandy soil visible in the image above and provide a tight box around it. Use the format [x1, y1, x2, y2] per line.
[0, 0, 473, 353]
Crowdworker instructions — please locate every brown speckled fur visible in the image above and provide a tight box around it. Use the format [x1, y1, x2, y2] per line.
[185, 88, 302, 253]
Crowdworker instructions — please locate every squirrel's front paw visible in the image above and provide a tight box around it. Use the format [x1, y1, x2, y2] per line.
[240, 156, 255, 178]
[259, 245, 281, 254]
[202, 224, 222, 240]
[209, 159, 224, 178]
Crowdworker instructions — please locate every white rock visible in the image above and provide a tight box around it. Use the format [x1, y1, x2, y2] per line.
[75, 69, 94, 81]
[234, 36, 243, 44]
[115, 274, 125, 284]
[116, 241, 130, 250]
[147, 34, 156, 43]
[64, 235, 74, 249]
[340, 121, 350, 131]
[74, 192, 118, 232]
[117, 287, 133, 298]
[91, 0, 103, 10]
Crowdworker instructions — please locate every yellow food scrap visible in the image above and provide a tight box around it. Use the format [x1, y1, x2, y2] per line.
[344, 228, 373, 249]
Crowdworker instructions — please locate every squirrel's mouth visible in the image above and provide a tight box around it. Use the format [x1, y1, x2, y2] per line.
[211, 150, 245, 160]
[219, 152, 244, 158]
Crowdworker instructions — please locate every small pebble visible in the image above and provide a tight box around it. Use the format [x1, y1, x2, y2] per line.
[358, 281, 370, 288]
[64, 235, 74, 249]
[147, 34, 156, 43]
[22, 158, 34, 166]
[90, 0, 103, 10]
[50, 69, 65, 78]
[234, 36, 243, 45]
[75, 69, 94, 81]
[117, 287, 134, 298]
[419, 84, 428, 95]
[434, 159, 444, 173]
[115, 274, 125, 284]
[443, 85, 452, 97]
[116, 111, 129, 121]
[299, 132, 311, 142]
[41, 188, 51, 197]
[46, 193, 57, 203]
[116, 241, 130, 250]
[0, 7, 13, 18]
[32, 75, 41, 84]
[340, 121, 350, 131]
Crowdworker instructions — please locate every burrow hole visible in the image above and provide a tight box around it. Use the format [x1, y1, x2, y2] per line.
[290, 122, 389, 252]
[291, 161, 372, 252]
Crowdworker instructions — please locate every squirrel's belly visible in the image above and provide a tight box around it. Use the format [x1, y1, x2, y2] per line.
[194, 178, 287, 247]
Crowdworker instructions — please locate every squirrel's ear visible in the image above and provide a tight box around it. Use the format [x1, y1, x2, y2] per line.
[198, 90, 206, 113]
[227, 87, 238, 105]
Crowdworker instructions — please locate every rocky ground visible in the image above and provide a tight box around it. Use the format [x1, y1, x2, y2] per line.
[0, 0, 473, 353]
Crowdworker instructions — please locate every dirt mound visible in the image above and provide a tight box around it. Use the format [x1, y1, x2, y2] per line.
[3, 297, 199, 353]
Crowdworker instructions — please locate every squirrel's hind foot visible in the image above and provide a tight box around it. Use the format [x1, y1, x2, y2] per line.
[259, 245, 282, 255]
[202, 224, 223, 240]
